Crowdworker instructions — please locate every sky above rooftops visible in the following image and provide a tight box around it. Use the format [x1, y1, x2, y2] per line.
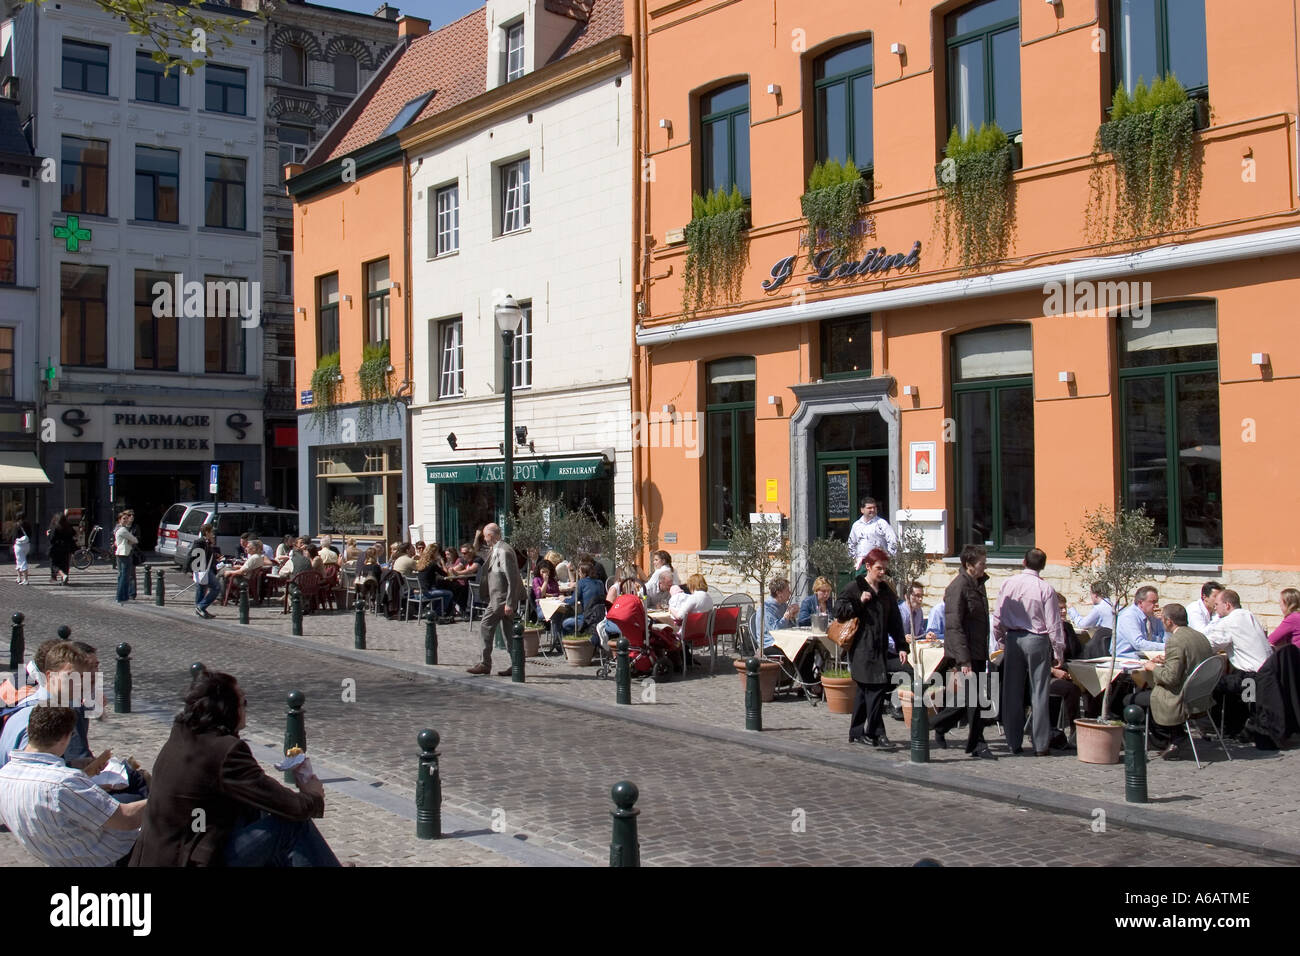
[314, 0, 481, 29]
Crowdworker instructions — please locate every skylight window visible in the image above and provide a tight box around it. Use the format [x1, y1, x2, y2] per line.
[382, 92, 433, 136]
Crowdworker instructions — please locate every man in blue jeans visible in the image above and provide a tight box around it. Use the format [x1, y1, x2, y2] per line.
[188, 523, 220, 618]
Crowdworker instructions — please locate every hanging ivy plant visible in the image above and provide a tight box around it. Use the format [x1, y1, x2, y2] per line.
[800, 158, 868, 267]
[309, 351, 342, 437]
[682, 185, 749, 310]
[934, 122, 1015, 273]
[1088, 75, 1202, 244]
[356, 341, 394, 438]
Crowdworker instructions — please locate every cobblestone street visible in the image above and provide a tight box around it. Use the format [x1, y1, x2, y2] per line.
[0, 568, 1287, 866]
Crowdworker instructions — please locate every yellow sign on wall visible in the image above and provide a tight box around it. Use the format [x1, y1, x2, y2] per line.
[765, 478, 778, 502]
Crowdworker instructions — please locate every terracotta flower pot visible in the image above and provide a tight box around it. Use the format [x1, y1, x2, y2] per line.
[898, 688, 938, 729]
[522, 628, 542, 658]
[1074, 718, 1124, 764]
[820, 675, 856, 714]
[562, 639, 594, 667]
[734, 658, 781, 702]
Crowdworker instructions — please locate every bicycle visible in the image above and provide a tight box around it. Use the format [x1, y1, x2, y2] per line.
[71, 525, 114, 570]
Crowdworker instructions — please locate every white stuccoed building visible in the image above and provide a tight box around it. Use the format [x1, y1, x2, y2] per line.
[404, 0, 632, 550]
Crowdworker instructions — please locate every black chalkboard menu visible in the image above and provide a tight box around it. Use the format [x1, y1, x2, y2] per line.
[826, 469, 850, 521]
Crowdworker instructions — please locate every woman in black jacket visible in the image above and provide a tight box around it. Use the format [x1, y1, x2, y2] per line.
[834, 547, 905, 749]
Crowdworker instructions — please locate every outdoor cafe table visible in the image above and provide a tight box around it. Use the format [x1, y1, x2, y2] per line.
[1066, 657, 1149, 696]
[908, 640, 947, 681]
[769, 627, 838, 661]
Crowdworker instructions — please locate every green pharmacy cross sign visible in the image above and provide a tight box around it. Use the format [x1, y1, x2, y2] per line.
[53, 216, 92, 252]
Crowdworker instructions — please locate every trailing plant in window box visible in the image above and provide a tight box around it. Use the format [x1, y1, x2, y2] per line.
[1088, 76, 1203, 244]
[934, 122, 1015, 273]
[800, 159, 869, 266]
[309, 351, 342, 436]
[682, 186, 749, 311]
[356, 341, 395, 438]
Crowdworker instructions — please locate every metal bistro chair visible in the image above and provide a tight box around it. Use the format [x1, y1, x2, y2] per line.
[467, 581, 488, 626]
[716, 593, 756, 656]
[1144, 654, 1231, 769]
[403, 574, 434, 622]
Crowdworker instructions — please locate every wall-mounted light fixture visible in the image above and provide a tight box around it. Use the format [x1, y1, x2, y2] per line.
[659, 118, 672, 132]
[341, 294, 352, 305]
[890, 42, 905, 56]
[767, 394, 783, 414]
[766, 83, 780, 95]
[1058, 370, 1075, 383]
[296, 307, 307, 316]
[389, 281, 400, 294]
[902, 385, 917, 396]
[1251, 352, 1270, 366]
[446, 432, 458, 450]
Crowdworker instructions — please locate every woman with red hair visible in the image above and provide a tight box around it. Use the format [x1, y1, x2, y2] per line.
[833, 547, 904, 749]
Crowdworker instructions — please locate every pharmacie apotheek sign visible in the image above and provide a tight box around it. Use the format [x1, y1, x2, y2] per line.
[761, 241, 922, 293]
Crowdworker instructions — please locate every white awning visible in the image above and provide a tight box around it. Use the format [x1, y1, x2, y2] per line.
[0, 452, 51, 484]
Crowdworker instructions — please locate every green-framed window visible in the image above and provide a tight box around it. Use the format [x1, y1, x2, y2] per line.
[951, 324, 1034, 554]
[945, 0, 1021, 139]
[814, 39, 873, 172]
[1111, 0, 1208, 98]
[1118, 301, 1220, 558]
[700, 82, 750, 198]
[365, 257, 390, 347]
[317, 273, 339, 360]
[820, 315, 872, 379]
[705, 356, 756, 548]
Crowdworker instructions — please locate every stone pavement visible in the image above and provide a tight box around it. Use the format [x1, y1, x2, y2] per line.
[2, 567, 1289, 865]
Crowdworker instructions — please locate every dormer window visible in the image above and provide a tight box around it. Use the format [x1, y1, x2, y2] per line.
[504, 20, 525, 82]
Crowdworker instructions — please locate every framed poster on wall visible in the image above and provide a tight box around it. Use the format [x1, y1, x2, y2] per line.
[909, 441, 936, 492]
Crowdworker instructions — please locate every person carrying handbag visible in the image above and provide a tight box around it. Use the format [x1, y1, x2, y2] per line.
[113, 511, 138, 604]
[189, 524, 220, 618]
[834, 547, 904, 750]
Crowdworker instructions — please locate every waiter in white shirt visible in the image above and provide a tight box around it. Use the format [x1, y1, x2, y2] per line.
[1187, 581, 1223, 633]
[846, 497, 898, 569]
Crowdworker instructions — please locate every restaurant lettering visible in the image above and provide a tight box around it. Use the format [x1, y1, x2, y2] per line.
[761, 241, 922, 293]
[112, 411, 212, 452]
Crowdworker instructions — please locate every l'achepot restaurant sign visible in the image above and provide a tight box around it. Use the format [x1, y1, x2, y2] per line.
[427, 457, 607, 484]
[761, 241, 922, 293]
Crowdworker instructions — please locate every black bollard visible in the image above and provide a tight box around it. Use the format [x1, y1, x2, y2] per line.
[1124, 704, 1149, 803]
[283, 690, 306, 784]
[114, 643, 131, 714]
[57, 625, 71, 640]
[510, 615, 524, 683]
[290, 585, 303, 637]
[190, 662, 205, 686]
[354, 601, 366, 650]
[238, 578, 250, 624]
[744, 657, 762, 731]
[143, 565, 152, 596]
[415, 729, 442, 840]
[910, 665, 931, 765]
[609, 780, 640, 867]
[424, 615, 438, 666]
[154, 570, 165, 606]
[8, 612, 23, 672]
[615, 636, 631, 705]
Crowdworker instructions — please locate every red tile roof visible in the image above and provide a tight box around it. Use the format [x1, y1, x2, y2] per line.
[323, 0, 624, 163]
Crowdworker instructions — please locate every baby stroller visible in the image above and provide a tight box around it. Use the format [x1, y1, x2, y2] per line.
[596, 595, 681, 681]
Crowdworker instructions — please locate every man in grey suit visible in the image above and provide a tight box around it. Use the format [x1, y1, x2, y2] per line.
[1127, 602, 1213, 760]
[467, 523, 526, 676]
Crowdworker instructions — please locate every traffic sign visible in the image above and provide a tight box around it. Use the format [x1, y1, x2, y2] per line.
[107, 457, 115, 475]
[209, 464, 219, 495]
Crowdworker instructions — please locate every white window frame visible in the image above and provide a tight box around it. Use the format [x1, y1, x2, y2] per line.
[504, 21, 525, 82]
[439, 318, 463, 398]
[500, 157, 530, 235]
[433, 183, 459, 257]
[512, 302, 532, 390]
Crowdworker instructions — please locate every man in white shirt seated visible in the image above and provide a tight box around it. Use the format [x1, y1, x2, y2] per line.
[846, 497, 898, 569]
[1205, 588, 1271, 738]
[0, 706, 146, 867]
[1187, 580, 1223, 633]
[318, 535, 340, 566]
[646, 569, 675, 610]
[1068, 582, 1116, 631]
[219, 539, 265, 581]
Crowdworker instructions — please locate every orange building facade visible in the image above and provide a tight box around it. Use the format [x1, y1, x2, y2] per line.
[633, 0, 1300, 622]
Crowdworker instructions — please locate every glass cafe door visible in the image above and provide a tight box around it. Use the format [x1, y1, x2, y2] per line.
[816, 454, 888, 543]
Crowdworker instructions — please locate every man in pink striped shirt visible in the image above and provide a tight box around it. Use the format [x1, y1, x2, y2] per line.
[993, 548, 1065, 756]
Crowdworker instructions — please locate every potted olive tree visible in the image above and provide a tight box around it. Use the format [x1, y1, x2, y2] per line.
[548, 501, 603, 665]
[1065, 504, 1169, 764]
[723, 512, 789, 702]
[510, 491, 552, 656]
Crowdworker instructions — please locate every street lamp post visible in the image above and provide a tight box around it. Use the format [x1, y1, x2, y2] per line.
[495, 295, 524, 537]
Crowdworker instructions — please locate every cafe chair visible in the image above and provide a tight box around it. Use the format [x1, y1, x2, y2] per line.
[403, 574, 434, 621]
[467, 581, 488, 625]
[290, 570, 324, 616]
[681, 610, 713, 673]
[1145, 654, 1231, 769]
[716, 593, 755, 656]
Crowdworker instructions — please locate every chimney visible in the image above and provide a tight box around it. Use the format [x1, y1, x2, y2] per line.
[283, 162, 305, 189]
[373, 3, 400, 19]
[396, 14, 429, 38]
[1, 76, 17, 100]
